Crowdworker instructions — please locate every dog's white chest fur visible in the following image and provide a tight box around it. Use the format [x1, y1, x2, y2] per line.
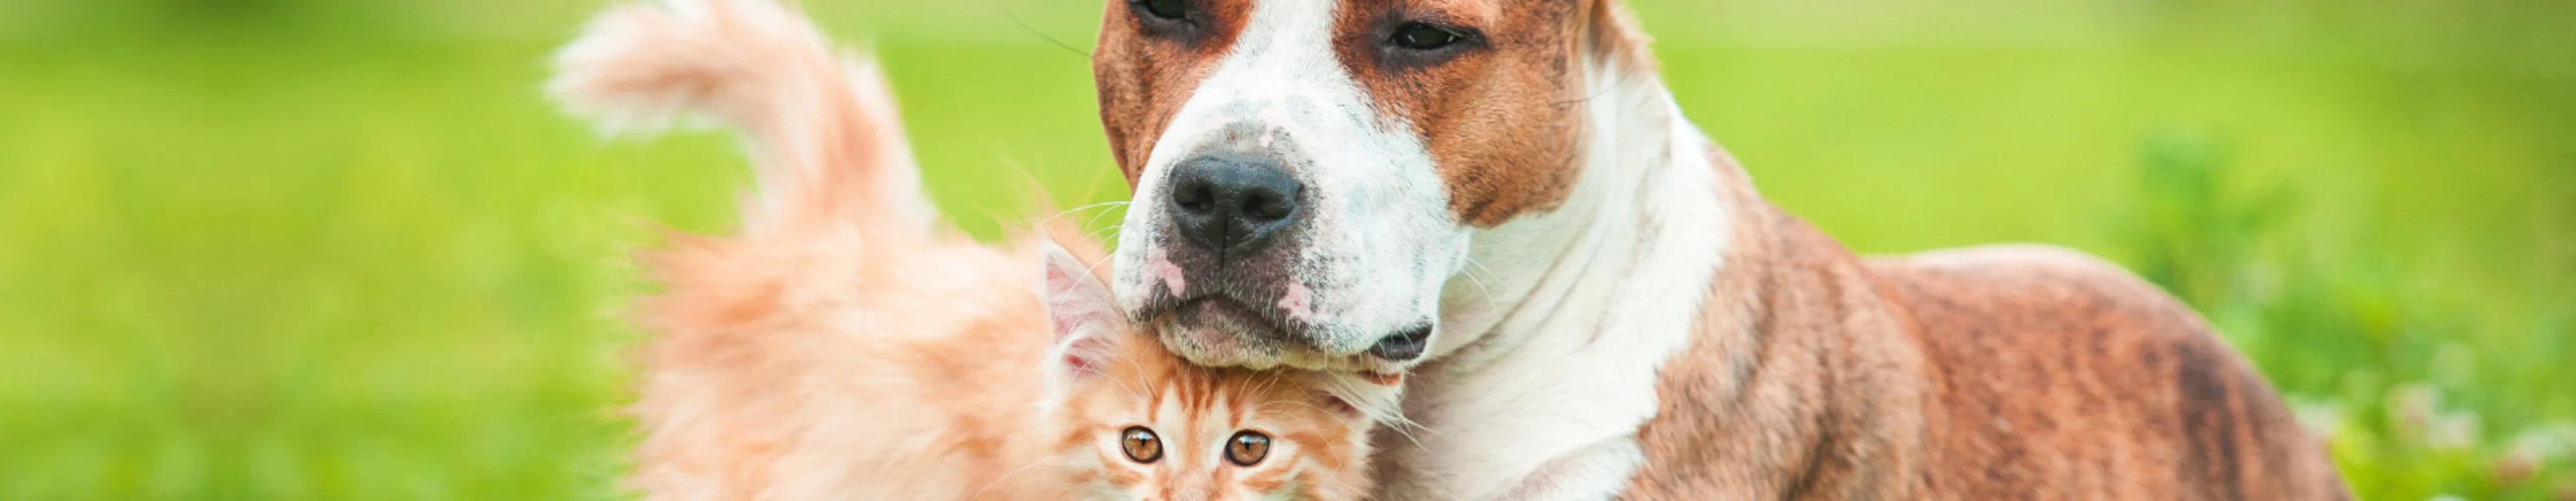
[1374, 65, 1733, 500]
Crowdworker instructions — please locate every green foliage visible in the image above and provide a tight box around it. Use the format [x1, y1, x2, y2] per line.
[2122, 128, 2576, 499]
[1, 0, 2568, 498]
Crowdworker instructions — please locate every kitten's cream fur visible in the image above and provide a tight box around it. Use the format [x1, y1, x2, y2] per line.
[547, 1, 1383, 498]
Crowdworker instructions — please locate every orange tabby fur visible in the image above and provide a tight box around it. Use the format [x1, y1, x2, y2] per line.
[546, 0, 1380, 499]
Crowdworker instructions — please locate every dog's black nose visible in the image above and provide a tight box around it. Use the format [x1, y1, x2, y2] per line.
[1169, 153, 1303, 257]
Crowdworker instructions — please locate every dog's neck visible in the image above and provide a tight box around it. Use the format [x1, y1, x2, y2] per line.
[1430, 58, 1728, 377]
[1384, 52, 1740, 498]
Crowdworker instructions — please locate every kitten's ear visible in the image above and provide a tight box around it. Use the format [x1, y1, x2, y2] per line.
[1042, 242, 1126, 374]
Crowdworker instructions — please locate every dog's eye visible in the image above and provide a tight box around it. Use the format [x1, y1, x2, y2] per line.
[1225, 431, 1271, 466]
[1388, 23, 1463, 50]
[1121, 426, 1164, 463]
[1137, 0, 1187, 20]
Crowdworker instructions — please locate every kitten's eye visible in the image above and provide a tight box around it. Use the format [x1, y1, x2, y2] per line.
[1388, 22, 1464, 51]
[1226, 431, 1271, 466]
[1121, 426, 1163, 463]
[1136, 0, 1187, 20]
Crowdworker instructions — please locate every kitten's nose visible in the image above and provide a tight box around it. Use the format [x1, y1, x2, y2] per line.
[1163, 485, 1216, 501]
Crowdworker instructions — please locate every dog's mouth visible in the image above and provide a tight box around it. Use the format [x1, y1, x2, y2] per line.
[1145, 295, 1435, 370]
[1171, 296, 1291, 343]
[1365, 324, 1434, 362]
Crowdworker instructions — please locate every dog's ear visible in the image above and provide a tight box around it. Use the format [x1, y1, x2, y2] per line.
[1042, 242, 1126, 374]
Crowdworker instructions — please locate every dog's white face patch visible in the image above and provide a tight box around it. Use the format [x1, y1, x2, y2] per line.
[1096, 1, 1712, 498]
[1111, 0, 1468, 371]
[1094, 0, 1601, 371]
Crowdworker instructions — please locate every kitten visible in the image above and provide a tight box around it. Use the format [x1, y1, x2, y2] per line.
[1042, 254, 1385, 501]
[546, 0, 1396, 499]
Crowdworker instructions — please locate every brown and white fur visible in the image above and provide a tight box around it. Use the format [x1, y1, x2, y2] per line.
[547, 1, 1390, 498]
[1089, 0, 2350, 498]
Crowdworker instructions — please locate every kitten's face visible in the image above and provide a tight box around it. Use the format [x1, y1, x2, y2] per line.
[1059, 332, 1376, 501]
[1043, 244, 1389, 500]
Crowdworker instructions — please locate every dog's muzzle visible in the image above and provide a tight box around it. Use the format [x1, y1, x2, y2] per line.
[1134, 145, 1322, 348]
[1128, 122, 1446, 369]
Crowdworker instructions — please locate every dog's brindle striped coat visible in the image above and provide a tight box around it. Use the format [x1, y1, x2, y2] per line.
[1625, 149, 2349, 499]
[1088, 0, 2350, 498]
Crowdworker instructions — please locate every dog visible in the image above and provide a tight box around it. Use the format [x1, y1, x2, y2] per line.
[1085, 0, 2352, 498]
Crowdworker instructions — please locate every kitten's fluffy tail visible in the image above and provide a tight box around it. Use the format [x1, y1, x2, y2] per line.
[548, 4, 981, 498]
[548, 0, 926, 235]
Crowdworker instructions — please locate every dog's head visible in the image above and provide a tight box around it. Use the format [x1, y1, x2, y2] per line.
[1095, 0, 1647, 371]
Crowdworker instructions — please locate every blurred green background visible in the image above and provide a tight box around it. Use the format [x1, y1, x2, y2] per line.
[2, 0, 2570, 498]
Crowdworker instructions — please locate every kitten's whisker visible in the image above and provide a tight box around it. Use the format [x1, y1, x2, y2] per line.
[1083, 224, 1124, 243]
[1041, 200, 1131, 227]
[965, 456, 1055, 500]
[1085, 250, 1118, 279]
[1079, 202, 1128, 233]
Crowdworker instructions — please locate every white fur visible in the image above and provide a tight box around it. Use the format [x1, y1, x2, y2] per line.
[1112, 0, 1468, 370]
[1372, 56, 1733, 500]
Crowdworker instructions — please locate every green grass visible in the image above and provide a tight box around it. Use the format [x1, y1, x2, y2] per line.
[1, 0, 2569, 498]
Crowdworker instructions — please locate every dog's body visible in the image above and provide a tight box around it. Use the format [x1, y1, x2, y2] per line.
[1086, 1, 2350, 499]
